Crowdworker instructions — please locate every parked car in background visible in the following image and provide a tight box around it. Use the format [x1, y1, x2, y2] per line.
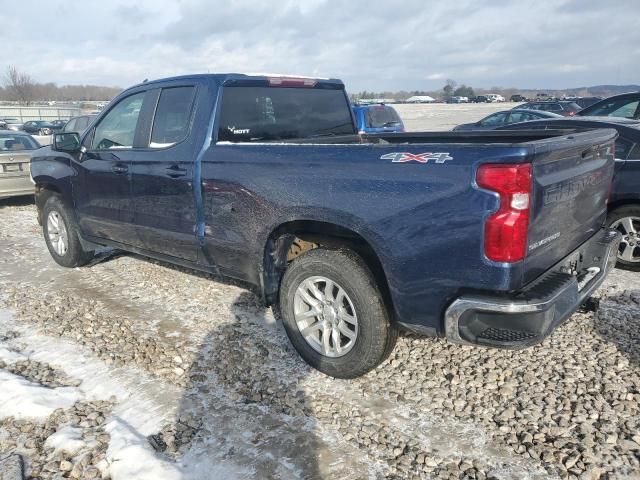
[446, 96, 468, 104]
[62, 114, 96, 134]
[510, 94, 528, 102]
[497, 116, 640, 270]
[22, 120, 57, 135]
[1, 118, 23, 131]
[577, 92, 640, 120]
[472, 95, 489, 103]
[572, 97, 603, 109]
[0, 131, 39, 200]
[517, 101, 581, 116]
[31, 73, 619, 378]
[352, 103, 404, 134]
[50, 119, 68, 130]
[452, 109, 562, 131]
[486, 94, 505, 103]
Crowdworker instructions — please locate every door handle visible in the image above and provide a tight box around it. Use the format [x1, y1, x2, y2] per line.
[112, 164, 128, 174]
[165, 165, 188, 178]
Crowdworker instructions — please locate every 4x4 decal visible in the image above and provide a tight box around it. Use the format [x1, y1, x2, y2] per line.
[380, 152, 453, 164]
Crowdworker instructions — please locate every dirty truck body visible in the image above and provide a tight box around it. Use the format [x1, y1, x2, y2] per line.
[31, 74, 620, 377]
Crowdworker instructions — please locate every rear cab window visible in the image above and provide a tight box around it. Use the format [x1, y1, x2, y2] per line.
[217, 86, 355, 142]
[0, 134, 39, 151]
[364, 106, 402, 128]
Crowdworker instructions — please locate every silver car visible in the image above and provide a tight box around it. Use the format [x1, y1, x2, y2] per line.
[0, 131, 39, 200]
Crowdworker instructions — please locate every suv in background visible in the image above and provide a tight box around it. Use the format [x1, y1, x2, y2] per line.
[510, 94, 527, 102]
[352, 103, 404, 134]
[62, 114, 97, 134]
[517, 101, 581, 116]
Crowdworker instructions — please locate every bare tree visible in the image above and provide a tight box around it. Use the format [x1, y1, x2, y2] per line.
[4, 65, 36, 105]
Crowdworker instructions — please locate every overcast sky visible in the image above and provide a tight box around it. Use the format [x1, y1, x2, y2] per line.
[2, 0, 639, 92]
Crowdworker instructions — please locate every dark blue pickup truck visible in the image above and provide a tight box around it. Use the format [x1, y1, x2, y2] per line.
[31, 74, 621, 378]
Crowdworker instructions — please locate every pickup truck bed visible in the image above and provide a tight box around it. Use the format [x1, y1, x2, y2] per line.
[30, 73, 620, 377]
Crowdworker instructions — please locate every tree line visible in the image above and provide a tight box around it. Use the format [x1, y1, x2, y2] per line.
[2, 66, 122, 104]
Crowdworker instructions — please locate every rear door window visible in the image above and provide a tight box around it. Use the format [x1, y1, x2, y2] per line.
[217, 86, 355, 142]
[364, 106, 401, 128]
[150, 86, 196, 148]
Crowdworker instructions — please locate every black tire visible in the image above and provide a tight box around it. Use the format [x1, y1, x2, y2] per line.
[279, 248, 397, 378]
[42, 195, 94, 268]
[608, 205, 640, 272]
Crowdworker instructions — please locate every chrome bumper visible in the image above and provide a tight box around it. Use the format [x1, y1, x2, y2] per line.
[445, 228, 621, 348]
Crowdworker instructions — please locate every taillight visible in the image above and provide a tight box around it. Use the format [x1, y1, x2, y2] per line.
[477, 163, 532, 263]
[567, 111, 576, 116]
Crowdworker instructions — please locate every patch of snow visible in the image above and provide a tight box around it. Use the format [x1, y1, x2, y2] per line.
[0, 370, 80, 420]
[0, 345, 27, 364]
[44, 425, 87, 457]
[0, 309, 245, 480]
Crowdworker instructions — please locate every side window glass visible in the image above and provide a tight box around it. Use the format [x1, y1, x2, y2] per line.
[92, 93, 144, 150]
[77, 117, 88, 131]
[150, 86, 196, 148]
[64, 119, 76, 132]
[480, 112, 507, 126]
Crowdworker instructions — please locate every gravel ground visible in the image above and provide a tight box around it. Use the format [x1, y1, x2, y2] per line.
[1, 163, 640, 477]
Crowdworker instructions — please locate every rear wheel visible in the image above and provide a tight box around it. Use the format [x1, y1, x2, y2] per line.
[279, 248, 397, 378]
[43, 195, 94, 268]
[608, 206, 640, 271]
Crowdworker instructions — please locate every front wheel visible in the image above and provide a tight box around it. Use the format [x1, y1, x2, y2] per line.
[608, 206, 640, 271]
[43, 195, 94, 268]
[279, 248, 397, 378]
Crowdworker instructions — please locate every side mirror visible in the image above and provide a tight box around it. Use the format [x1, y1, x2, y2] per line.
[53, 132, 80, 152]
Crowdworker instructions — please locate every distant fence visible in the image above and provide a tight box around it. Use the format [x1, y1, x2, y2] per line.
[0, 106, 82, 122]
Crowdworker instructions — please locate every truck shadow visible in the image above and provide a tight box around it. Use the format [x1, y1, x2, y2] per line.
[0, 195, 34, 208]
[155, 291, 328, 479]
[594, 291, 640, 366]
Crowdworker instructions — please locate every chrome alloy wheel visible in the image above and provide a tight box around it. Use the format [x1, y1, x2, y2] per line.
[47, 211, 69, 256]
[293, 276, 358, 358]
[612, 216, 640, 263]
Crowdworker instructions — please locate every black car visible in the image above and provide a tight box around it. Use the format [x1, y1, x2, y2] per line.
[577, 92, 640, 120]
[22, 120, 57, 135]
[498, 117, 640, 270]
[572, 97, 602, 109]
[510, 94, 528, 102]
[49, 119, 68, 130]
[516, 101, 581, 116]
[452, 109, 562, 131]
[62, 114, 96, 134]
[472, 95, 489, 103]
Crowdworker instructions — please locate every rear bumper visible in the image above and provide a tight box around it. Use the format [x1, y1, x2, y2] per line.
[444, 228, 621, 348]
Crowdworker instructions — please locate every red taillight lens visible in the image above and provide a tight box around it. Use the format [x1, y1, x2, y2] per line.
[477, 163, 532, 263]
[567, 111, 576, 116]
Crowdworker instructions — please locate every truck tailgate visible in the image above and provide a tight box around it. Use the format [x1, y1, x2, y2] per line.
[524, 129, 617, 284]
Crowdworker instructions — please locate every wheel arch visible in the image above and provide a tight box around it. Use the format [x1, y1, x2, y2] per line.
[262, 220, 395, 321]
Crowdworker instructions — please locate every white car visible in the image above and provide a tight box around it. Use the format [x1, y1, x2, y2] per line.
[486, 94, 506, 103]
[0, 131, 38, 200]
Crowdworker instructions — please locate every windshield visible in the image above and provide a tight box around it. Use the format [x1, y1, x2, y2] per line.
[0, 134, 39, 151]
[217, 86, 355, 142]
[364, 106, 402, 128]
